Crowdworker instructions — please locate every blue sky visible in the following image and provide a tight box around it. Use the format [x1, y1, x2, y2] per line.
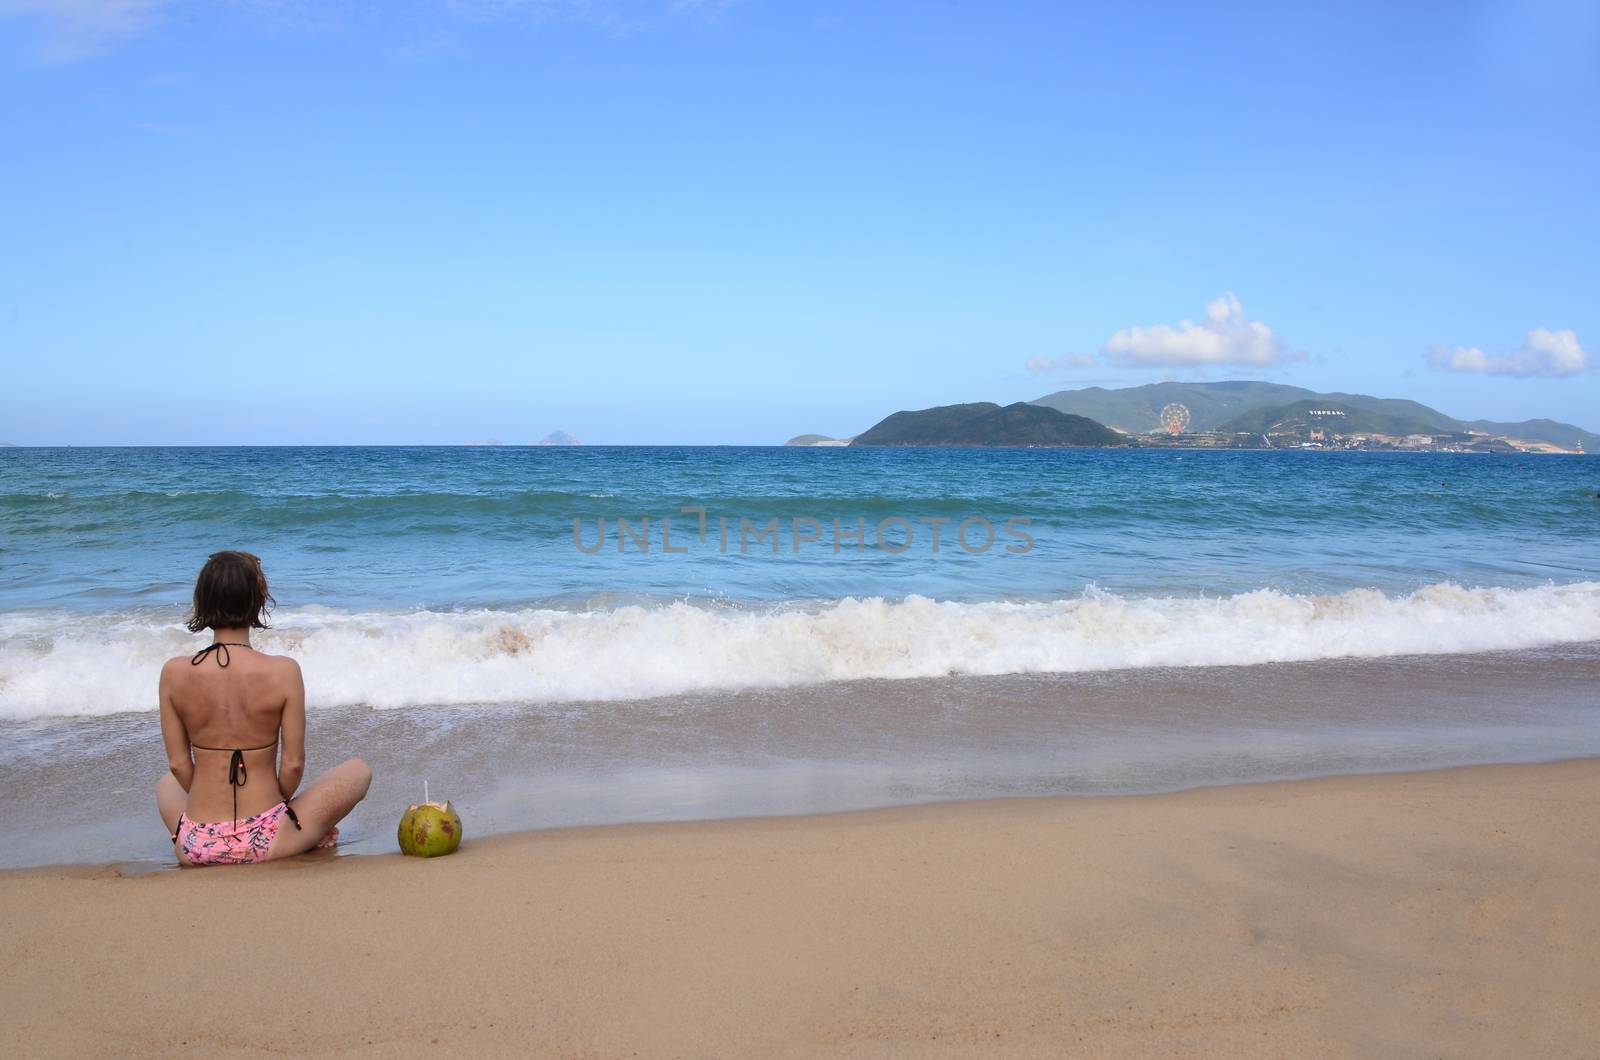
[1, 0, 1596, 444]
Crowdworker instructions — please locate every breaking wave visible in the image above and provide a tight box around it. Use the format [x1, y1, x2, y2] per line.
[2, 581, 1599, 719]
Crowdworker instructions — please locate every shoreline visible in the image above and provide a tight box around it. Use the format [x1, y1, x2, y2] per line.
[7, 639, 1600, 871]
[5, 759, 1597, 1056]
[9, 753, 1597, 878]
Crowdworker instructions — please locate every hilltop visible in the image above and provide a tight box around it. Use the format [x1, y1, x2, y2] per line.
[851, 402, 1123, 447]
[1218, 400, 1441, 438]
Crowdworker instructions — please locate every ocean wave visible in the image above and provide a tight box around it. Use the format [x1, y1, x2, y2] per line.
[1, 581, 1598, 719]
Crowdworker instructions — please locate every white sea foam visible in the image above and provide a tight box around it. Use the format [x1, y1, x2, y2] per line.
[2, 582, 1599, 720]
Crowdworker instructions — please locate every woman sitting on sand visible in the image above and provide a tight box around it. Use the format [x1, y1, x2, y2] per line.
[156, 551, 371, 866]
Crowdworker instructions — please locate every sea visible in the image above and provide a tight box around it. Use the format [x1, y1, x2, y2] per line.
[2, 445, 1598, 868]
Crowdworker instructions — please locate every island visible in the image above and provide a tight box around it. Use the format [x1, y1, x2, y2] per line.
[850, 402, 1124, 447]
[1030, 381, 1595, 453]
[792, 382, 1592, 453]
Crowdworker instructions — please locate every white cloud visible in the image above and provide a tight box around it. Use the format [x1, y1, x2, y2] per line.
[0, 0, 170, 59]
[1026, 353, 1098, 374]
[1427, 327, 1589, 378]
[1103, 293, 1286, 368]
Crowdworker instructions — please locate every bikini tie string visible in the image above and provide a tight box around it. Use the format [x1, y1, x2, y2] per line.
[191, 734, 276, 831]
[191, 642, 253, 668]
[222, 750, 245, 827]
[184, 745, 300, 831]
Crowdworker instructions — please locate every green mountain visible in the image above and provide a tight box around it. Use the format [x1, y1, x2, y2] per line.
[852, 402, 1122, 447]
[1460, 418, 1599, 451]
[1219, 400, 1442, 437]
[1315, 393, 1460, 432]
[1031, 381, 1313, 433]
[785, 433, 844, 446]
[1031, 380, 1595, 447]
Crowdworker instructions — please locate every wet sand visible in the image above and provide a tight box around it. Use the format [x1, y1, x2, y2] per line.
[6, 643, 1600, 870]
[3, 759, 1597, 1057]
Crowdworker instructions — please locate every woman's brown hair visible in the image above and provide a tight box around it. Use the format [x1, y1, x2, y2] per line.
[185, 551, 275, 633]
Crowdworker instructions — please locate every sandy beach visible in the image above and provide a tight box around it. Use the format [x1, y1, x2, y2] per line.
[1, 760, 1595, 1058]
[9, 0, 1598, 1055]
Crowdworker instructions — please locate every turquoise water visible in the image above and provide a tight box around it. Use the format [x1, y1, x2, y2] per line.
[5, 446, 1597, 612]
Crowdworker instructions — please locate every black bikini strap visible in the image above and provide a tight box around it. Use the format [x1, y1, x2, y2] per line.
[186, 742, 277, 831]
[283, 804, 303, 831]
[190, 642, 253, 667]
[228, 749, 243, 828]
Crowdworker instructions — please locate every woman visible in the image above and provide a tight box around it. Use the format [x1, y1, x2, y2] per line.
[156, 551, 371, 865]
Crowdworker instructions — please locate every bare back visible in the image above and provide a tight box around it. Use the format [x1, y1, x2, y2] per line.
[159, 646, 306, 824]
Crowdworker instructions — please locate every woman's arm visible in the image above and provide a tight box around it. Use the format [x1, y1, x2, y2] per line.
[158, 661, 194, 792]
[277, 660, 307, 801]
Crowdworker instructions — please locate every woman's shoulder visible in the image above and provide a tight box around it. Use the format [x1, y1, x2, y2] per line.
[255, 650, 303, 678]
[160, 649, 301, 676]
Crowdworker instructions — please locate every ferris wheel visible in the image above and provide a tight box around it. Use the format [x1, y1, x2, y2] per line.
[1159, 402, 1192, 434]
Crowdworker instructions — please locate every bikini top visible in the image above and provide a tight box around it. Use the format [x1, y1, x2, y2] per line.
[184, 642, 303, 835]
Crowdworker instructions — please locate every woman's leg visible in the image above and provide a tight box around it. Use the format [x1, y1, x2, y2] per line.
[266, 758, 372, 860]
[155, 773, 186, 835]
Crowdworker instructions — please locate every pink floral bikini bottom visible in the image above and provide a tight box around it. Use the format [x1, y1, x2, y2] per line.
[175, 801, 338, 866]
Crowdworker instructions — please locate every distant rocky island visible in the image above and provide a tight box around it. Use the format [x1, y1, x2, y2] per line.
[851, 402, 1122, 447]
[808, 382, 1593, 453]
[535, 431, 583, 446]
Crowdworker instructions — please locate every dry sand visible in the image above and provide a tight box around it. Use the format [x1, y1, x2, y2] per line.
[3, 760, 1597, 1058]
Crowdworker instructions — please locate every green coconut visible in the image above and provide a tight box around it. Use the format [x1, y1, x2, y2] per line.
[398, 799, 463, 858]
